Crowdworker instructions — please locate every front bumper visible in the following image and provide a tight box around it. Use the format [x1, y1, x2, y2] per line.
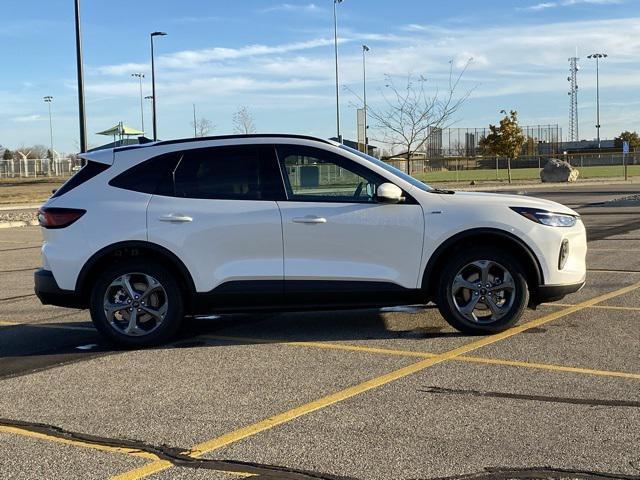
[533, 277, 586, 305]
[34, 268, 86, 309]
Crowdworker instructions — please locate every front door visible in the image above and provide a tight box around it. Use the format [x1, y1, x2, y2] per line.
[276, 144, 425, 302]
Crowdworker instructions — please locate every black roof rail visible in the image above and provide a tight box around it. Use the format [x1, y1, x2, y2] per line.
[114, 133, 332, 152]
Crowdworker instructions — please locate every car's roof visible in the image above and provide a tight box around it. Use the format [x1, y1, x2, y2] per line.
[80, 134, 339, 165]
[114, 134, 334, 153]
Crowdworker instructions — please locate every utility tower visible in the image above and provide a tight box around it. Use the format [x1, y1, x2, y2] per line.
[567, 56, 579, 142]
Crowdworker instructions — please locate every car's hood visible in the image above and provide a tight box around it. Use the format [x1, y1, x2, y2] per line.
[428, 190, 579, 216]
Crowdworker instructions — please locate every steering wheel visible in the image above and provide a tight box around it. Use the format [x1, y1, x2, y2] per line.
[354, 181, 364, 198]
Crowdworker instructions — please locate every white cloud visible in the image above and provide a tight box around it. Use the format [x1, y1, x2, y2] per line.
[96, 37, 344, 75]
[524, 0, 624, 10]
[402, 24, 431, 32]
[88, 16, 640, 101]
[94, 62, 149, 76]
[260, 3, 322, 14]
[526, 2, 558, 10]
[64, 15, 640, 149]
[13, 114, 41, 123]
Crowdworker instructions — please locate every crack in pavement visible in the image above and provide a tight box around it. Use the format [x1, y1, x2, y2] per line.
[419, 386, 640, 408]
[3, 418, 636, 480]
[0, 266, 38, 273]
[0, 419, 356, 480]
[0, 293, 37, 303]
[0, 245, 41, 252]
[421, 466, 640, 480]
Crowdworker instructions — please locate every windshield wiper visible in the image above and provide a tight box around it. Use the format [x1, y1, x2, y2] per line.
[429, 188, 455, 195]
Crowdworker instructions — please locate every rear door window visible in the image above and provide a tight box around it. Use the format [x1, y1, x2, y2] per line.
[170, 145, 285, 201]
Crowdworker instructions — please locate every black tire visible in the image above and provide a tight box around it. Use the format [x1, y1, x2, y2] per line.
[436, 247, 529, 335]
[89, 260, 184, 347]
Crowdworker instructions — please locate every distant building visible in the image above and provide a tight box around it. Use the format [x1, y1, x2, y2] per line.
[424, 127, 443, 157]
[465, 132, 476, 157]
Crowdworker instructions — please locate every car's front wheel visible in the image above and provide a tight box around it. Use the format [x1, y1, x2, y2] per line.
[436, 247, 529, 334]
[89, 261, 184, 347]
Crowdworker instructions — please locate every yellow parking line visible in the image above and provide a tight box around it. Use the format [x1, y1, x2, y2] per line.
[587, 269, 640, 274]
[204, 334, 437, 359]
[456, 356, 640, 380]
[0, 320, 19, 327]
[112, 280, 640, 480]
[0, 425, 160, 461]
[549, 303, 640, 312]
[589, 248, 640, 252]
[0, 320, 94, 331]
[0, 425, 255, 478]
[206, 336, 640, 380]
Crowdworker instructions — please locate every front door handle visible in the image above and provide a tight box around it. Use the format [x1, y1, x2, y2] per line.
[292, 216, 327, 224]
[159, 214, 193, 223]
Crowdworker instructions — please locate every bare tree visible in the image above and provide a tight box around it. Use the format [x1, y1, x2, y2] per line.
[354, 61, 472, 175]
[14, 145, 46, 159]
[233, 106, 256, 134]
[190, 117, 215, 138]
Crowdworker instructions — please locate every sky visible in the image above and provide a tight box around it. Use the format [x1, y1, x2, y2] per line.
[1, 0, 639, 153]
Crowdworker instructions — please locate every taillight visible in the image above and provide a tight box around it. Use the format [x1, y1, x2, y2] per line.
[38, 208, 86, 229]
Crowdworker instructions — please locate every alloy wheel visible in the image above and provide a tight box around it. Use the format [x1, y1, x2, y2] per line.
[450, 260, 516, 324]
[103, 273, 168, 337]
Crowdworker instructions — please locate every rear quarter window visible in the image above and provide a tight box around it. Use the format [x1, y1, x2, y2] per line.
[51, 161, 110, 199]
[109, 153, 178, 194]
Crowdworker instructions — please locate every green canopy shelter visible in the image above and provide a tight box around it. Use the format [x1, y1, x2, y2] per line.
[96, 122, 144, 146]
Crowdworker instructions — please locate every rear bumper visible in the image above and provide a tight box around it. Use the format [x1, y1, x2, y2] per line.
[34, 268, 86, 309]
[534, 277, 586, 305]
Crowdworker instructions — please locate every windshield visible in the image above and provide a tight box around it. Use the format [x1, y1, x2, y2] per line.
[340, 145, 433, 192]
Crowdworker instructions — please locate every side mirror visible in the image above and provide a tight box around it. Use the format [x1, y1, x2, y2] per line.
[376, 183, 404, 204]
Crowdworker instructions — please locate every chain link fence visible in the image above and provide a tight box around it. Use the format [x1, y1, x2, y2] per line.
[0, 158, 81, 179]
[386, 152, 639, 182]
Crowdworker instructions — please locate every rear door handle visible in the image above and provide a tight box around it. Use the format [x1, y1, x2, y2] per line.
[292, 216, 327, 224]
[159, 214, 193, 223]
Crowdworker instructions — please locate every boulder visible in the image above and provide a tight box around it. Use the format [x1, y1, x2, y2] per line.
[540, 158, 579, 183]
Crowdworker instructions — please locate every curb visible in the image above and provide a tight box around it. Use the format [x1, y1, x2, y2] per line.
[0, 220, 39, 229]
[0, 205, 41, 211]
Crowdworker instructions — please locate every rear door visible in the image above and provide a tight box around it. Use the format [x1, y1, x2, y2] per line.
[146, 144, 285, 304]
[276, 144, 425, 300]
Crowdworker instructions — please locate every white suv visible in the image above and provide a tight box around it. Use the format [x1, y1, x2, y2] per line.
[35, 135, 586, 347]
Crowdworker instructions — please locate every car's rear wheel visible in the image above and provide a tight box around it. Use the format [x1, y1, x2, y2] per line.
[436, 247, 529, 334]
[90, 261, 183, 347]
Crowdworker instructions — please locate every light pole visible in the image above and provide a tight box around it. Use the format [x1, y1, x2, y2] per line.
[74, 0, 87, 155]
[43, 96, 54, 176]
[131, 73, 145, 134]
[192, 104, 197, 138]
[150, 31, 167, 141]
[362, 44, 370, 153]
[587, 53, 607, 149]
[333, 0, 343, 143]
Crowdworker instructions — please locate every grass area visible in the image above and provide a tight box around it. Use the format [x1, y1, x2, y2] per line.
[0, 178, 63, 205]
[415, 164, 640, 183]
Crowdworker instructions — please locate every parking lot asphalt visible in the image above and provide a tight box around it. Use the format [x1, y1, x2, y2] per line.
[0, 184, 639, 480]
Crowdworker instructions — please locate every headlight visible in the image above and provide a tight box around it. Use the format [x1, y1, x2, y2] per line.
[510, 207, 578, 227]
